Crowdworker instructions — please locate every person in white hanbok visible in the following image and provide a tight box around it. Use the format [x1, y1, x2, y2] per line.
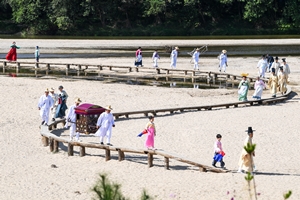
[252, 76, 266, 100]
[49, 87, 59, 122]
[219, 50, 228, 73]
[38, 88, 53, 126]
[152, 49, 160, 68]
[95, 105, 115, 145]
[170, 46, 179, 69]
[257, 55, 268, 78]
[192, 48, 200, 70]
[271, 56, 280, 75]
[281, 58, 291, 82]
[64, 98, 82, 141]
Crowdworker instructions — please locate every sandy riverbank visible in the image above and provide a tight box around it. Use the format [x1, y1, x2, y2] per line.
[0, 39, 300, 200]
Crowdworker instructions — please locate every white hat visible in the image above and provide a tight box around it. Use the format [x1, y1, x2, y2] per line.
[222, 50, 227, 53]
[45, 88, 49, 92]
[50, 87, 55, 92]
[175, 46, 179, 50]
[196, 48, 200, 51]
[105, 105, 113, 110]
[75, 98, 82, 103]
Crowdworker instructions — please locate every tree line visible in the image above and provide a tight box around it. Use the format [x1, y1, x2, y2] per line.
[0, 0, 299, 36]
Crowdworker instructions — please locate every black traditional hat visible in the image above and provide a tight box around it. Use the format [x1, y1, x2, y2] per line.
[282, 58, 286, 62]
[216, 134, 222, 138]
[280, 66, 283, 70]
[271, 68, 275, 73]
[245, 127, 255, 133]
[275, 56, 279, 60]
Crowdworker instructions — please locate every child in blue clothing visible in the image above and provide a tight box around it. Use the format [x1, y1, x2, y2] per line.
[212, 134, 225, 168]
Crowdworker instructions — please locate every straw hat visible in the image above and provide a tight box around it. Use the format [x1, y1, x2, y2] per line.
[196, 48, 200, 51]
[74, 97, 82, 103]
[45, 88, 49, 92]
[222, 50, 227, 53]
[241, 73, 249, 77]
[105, 105, 113, 110]
[175, 46, 179, 50]
[50, 87, 55, 92]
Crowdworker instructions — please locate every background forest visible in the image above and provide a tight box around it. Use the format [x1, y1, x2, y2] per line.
[0, 0, 299, 36]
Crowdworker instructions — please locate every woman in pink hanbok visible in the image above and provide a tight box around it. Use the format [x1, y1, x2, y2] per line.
[145, 116, 156, 150]
[252, 76, 266, 100]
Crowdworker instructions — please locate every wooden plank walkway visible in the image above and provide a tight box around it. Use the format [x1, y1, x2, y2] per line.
[41, 123, 228, 173]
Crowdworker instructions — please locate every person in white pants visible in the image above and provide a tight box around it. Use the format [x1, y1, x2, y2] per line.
[38, 88, 53, 126]
[170, 46, 179, 69]
[257, 55, 268, 78]
[193, 48, 200, 70]
[152, 49, 160, 68]
[95, 105, 115, 145]
[49, 87, 59, 122]
[65, 98, 82, 141]
[219, 50, 228, 72]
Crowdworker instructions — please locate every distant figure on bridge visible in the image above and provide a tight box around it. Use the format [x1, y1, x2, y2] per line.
[271, 56, 280, 75]
[238, 73, 250, 101]
[65, 98, 82, 141]
[6, 41, 20, 61]
[95, 105, 115, 146]
[144, 115, 156, 150]
[281, 58, 291, 83]
[267, 68, 279, 98]
[35, 46, 40, 62]
[170, 46, 179, 69]
[218, 50, 228, 73]
[257, 55, 268, 78]
[152, 49, 160, 68]
[38, 88, 53, 126]
[135, 47, 143, 67]
[192, 48, 200, 70]
[212, 134, 225, 169]
[252, 76, 266, 100]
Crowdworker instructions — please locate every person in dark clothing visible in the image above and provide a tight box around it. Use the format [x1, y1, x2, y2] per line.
[266, 54, 274, 73]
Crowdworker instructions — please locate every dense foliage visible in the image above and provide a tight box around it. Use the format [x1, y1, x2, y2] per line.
[0, 0, 299, 36]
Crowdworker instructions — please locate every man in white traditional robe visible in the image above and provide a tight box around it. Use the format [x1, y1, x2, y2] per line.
[257, 55, 268, 78]
[49, 87, 59, 122]
[192, 48, 200, 70]
[95, 105, 115, 145]
[238, 127, 255, 173]
[170, 46, 179, 69]
[219, 50, 228, 72]
[152, 49, 160, 68]
[271, 56, 280, 75]
[281, 58, 291, 82]
[64, 98, 82, 141]
[38, 88, 53, 126]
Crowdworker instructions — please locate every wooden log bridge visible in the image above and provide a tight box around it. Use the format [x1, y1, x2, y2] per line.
[40, 123, 227, 173]
[113, 86, 292, 120]
[0, 60, 259, 84]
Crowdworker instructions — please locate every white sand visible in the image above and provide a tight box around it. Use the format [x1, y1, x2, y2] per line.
[1, 39, 300, 200]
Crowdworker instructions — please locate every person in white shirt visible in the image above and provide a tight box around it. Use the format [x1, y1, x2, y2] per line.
[170, 46, 179, 69]
[38, 88, 53, 126]
[49, 87, 59, 122]
[219, 50, 228, 73]
[192, 48, 200, 70]
[271, 56, 280, 75]
[95, 105, 115, 146]
[257, 55, 268, 78]
[281, 58, 291, 82]
[152, 49, 160, 68]
[65, 98, 82, 141]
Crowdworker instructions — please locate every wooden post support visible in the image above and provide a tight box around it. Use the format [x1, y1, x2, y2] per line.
[79, 146, 86, 157]
[42, 136, 49, 147]
[184, 71, 187, 75]
[156, 68, 160, 74]
[49, 138, 54, 152]
[128, 68, 132, 72]
[68, 143, 74, 156]
[118, 150, 125, 161]
[109, 66, 112, 70]
[166, 70, 169, 75]
[46, 64, 50, 75]
[135, 67, 139, 72]
[66, 64, 70, 76]
[77, 65, 81, 76]
[85, 65, 88, 69]
[3, 61, 6, 73]
[53, 140, 59, 153]
[35, 63, 39, 68]
[148, 153, 153, 167]
[16, 62, 20, 74]
[199, 167, 207, 172]
[164, 157, 169, 170]
[234, 104, 238, 107]
[105, 149, 111, 161]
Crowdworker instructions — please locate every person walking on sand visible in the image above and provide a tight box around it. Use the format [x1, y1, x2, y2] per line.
[95, 105, 115, 146]
[56, 85, 68, 119]
[271, 56, 280, 75]
[219, 50, 228, 73]
[6, 41, 20, 61]
[212, 134, 225, 169]
[281, 58, 291, 83]
[257, 55, 268, 78]
[278, 67, 288, 95]
[238, 127, 256, 173]
[50, 87, 59, 122]
[144, 115, 156, 150]
[38, 88, 53, 126]
[64, 98, 82, 141]
[135, 47, 143, 67]
[268, 68, 279, 97]
[170, 46, 179, 69]
[35, 46, 40, 62]
[192, 48, 200, 70]
[266, 54, 274, 73]
[152, 49, 160, 68]
[252, 76, 266, 100]
[238, 73, 250, 101]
